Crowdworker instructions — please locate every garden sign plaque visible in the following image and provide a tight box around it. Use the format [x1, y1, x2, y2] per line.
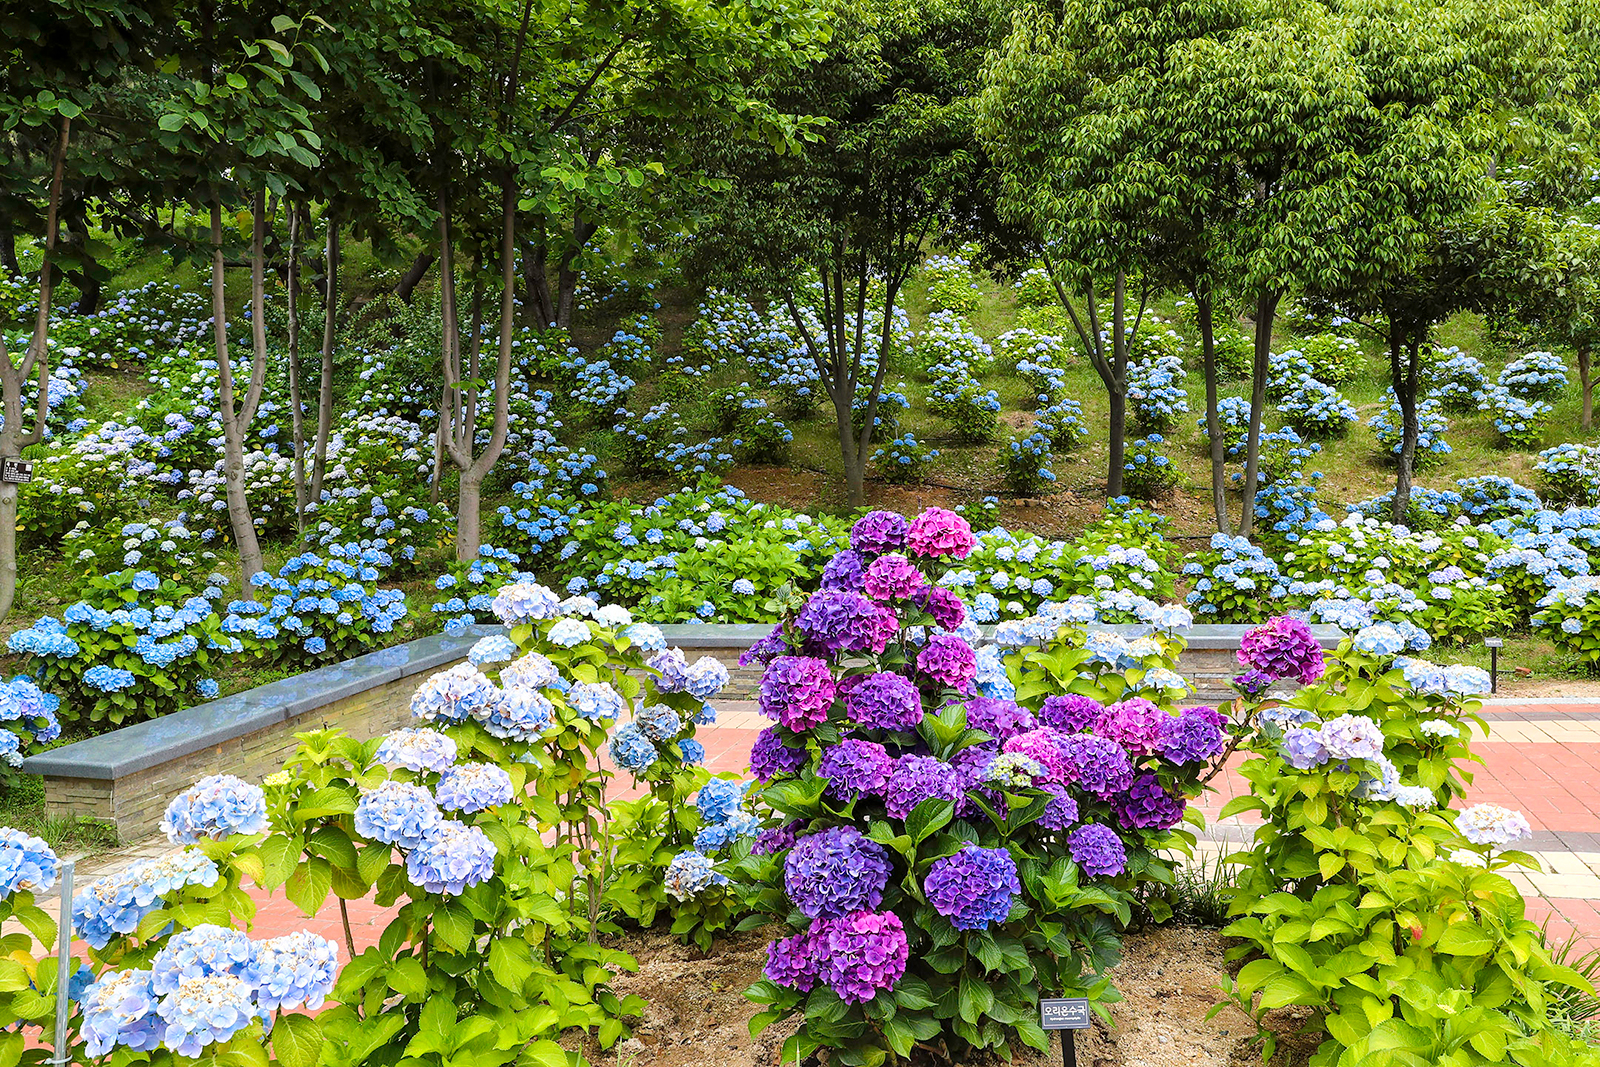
[1, 458, 32, 484]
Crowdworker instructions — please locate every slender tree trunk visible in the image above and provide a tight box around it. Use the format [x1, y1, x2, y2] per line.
[1391, 327, 1421, 523]
[1238, 288, 1280, 537]
[61, 198, 102, 316]
[553, 220, 597, 328]
[430, 379, 448, 504]
[394, 251, 435, 304]
[0, 118, 68, 624]
[524, 238, 555, 327]
[0, 215, 17, 278]
[1106, 273, 1128, 499]
[286, 205, 306, 532]
[1580, 347, 1593, 433]
[1196, 289, 1230, 535]
[310, 216, 339, 501]
[212, 196, 266, 584]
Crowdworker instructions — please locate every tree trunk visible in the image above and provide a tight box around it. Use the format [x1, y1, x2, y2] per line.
[211, 198, 266, 584]
[1105, 272, 1130, 499]
[394, 251, 436, 304]
[1238, 288, 1280, 537]
[1196, 290, 1230, 535]
[524, 238, 555, 327]
[61, 198, 102, 316]
[836, 385, 864, 507]
[310, 216, 339, 501]
[0, 118, 68, 624]
[286, 205, 306, 532]
[1391, 327, 1421, 524]
[430, 379, 448, 504]
[0, 215, 17, 278]
[1580, 347, 1593, 433]
[552, 220, 597, 329]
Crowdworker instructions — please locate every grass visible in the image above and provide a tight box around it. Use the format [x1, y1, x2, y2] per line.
[1158, 850, 1240, 929]
[1540, 921, 1600, 1045]
[0, 773, 119, 856]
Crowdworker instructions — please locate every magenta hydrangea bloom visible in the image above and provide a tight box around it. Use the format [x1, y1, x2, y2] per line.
[1003, 728, 1072, 782]
[858, 602, 900, 655]
[883, 755, 961, 819]
[918, 585, 967, 631]
[818, 739, 893, 802]
[905, 508, 976, 559]
[1158, 706, 1226, 765]
[863, 553, 927, 601]
[758, 656, 837, 731]
[1238, 616, 1325, 686]
[1037, 782, 1080, 831]
[961, 696, 1038, 741]
[750, 726, 808, 782]
[924, 845, 1020, 931]
[810, 910, 909, 1003]
[842, 673, 924, 731]
[1112, 774, 1186, 830]
[1067, 823, 1127, 877]
[1094, 697, 1167, 758]
[917, 634, 977, 693]
[783, 827, 892, 918]
[819, 549, 867, 591]
[1058, 735, 1135, 798]
[850, 511, 909, 556]
[1039, 694, 1103, 733]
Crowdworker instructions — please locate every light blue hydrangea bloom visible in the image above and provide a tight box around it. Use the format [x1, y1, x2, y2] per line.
[254, 930, 341, 1011]
[405, 820, 497, 894]
[81, 969, 163, 1055]
[567, 681, 625, 723]
[161, 775, 268, 844]
[354, 781, 441, 850]
[468, 635, 518, 665]
[435, 763, 515, 814]
[374, 727, 458, 774]
[609, 723, 659, 773]
[547, 618, 591, 647]
[664, 849, 727, 901]
[0, 827, 58, 896]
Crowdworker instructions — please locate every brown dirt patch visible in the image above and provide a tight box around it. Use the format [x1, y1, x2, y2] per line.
[580, 925, 1274, 1067]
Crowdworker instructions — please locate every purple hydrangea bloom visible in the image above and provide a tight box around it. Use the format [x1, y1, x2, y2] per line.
[810, 910, 909, 1003]
[883, 755, 961, 819]
[783, 827, 892, 918]
[1067, 823, 1127, 878]
[750, 726, 808, 782]
[850, 511, 909, 556]
[1003, 728, 1072, 782]
[1319, 714, 1385, 761]
[758, 656, 837, 731]
[817, 739, 893, 802]
[753, 819, 806, 856]
[1037, 782, 1080, 831]
[1039, 694, 1103, 733]
[905, 508, 976, 559]
[1112, 774, 1186, 830]
[858, 602, 900, 655]
[739, 624, 790, 668]
[1281, 726, 1330, 769]
[842, 672, 924, 731]
[796, 590, 879, 655]
[863, 553, 927, 601]
[1238, 616, 1325, 686]
[1158, 707, 1226, 765]
[1233, 669, 1275, 697]
[820, 549, 867, 591]
[1058, 735, 1135, 798]
[924, 845, 1020, 931]
[764, 931, 820, 992]
[917, 634, 977, 693]
[918, 585, 967, 631]
[961, 696, 1037, 741]
[1094, 698, 1166, 758]
[405, 820, 497, 894]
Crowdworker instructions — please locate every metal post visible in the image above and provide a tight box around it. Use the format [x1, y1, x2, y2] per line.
[51, 860, 74, 1064]
[1485, 636, 1503, 694]
[1062, 1031, 1076, 1067]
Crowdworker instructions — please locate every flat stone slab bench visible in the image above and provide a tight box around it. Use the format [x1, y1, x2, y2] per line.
[24, 622, 1342, 843]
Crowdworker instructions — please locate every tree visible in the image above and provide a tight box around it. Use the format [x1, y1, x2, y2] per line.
[1519, 214, 1600, 429]
[699, 0, 986, 506]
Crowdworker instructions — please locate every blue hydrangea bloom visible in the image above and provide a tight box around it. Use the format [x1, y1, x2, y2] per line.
[0, 827, 58, 896]
[254, 930, 341, 1011]
[354, 781, 441, 850]
[695, 778, 749, 824]
[405, 820, 497, 894]
[609, 723, 659, 773]
[434, 763, 515, 814]
[161, 775, 268, 844]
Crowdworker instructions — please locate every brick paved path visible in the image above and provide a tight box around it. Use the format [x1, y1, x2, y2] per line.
[70, 698, 1600, 958]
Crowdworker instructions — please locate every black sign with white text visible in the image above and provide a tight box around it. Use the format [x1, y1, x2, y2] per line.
[1, 458, 33, 484]
[1040, 998, 1091, 1031]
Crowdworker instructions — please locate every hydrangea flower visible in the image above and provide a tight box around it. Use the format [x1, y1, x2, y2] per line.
[434, 762, 515, 813]
[468, 634, 518, 665]
[1319, 714, 1385, 761]
[809, 910, 909, 1003]
[696, 778, 750, 823]
[1392, 784, 1436, 809]
[664, 849, 728, 901]
[817, 739, 893, 801]
[820, 549, 867, 590]
[1002, 729, 1071, 781]
[609, 722, 659, 773]
[750, 726, 808, 782]
[1057, 735, 1134, 798]
[1067, 823, 1127, 878]
[150, 924, 259, 992]
[410, 663, 499, 725]
[84, 665, 136, 691]
[795, 590, 880, 655]
[156, 972, 269, 1057]
[476, 687, 557, 741]
[784, 827, 892, 918]
[841, 672, 923, 731]
[161, 775, 268, 844]
[961, 696, 1037, 740]
[253, 930, 341, 1011]
[547, 618, 592, 647]
[0, 827, 58, 896]
[1352, 623, 1406, 657]
[905, 507, 976, 559]
[354, 781, 441, 850]
[1419, 718, 1459, 739]
[985, 752, 1045, 789]
[1238, 616, 1324, 685]
[73, 851, 219, 949]
[1094, 697, 1166, 757]
[1112, 774, 1185, 830]
[81, 969, 163, 1055]
[1281, 727, 1329, 770]
[1039, 694, 1102, 733]
[758, 656, 836, 731]
[635, 704, 682, 741]
[499, 651, 561, 690]
[375, 727, 458, 774]
[1158, 706, 1226, 765]
[565, 681, 624, 724]
[406, 820, 497, 894]
[862, 553, 927, 600]
[1456, 803, 1533, 847]
[883, 755, 961, 819]
[924, 845, 1020, 931]
[490, 582, 561, 624]
[1037, 782, 1081, 831]
[916, 634, 977, 693]
[850, 511, 909, 556]
[695, 811, 761, 852]
[764, 931, 820, 992]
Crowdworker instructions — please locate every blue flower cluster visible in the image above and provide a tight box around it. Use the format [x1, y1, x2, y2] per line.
[161, 775, 268, 843]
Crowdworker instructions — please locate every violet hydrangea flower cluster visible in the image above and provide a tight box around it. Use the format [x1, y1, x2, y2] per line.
[1236, 615, 1325, 686]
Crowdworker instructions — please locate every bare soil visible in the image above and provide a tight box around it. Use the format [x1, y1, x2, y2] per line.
[582, 925, 1291, 1067]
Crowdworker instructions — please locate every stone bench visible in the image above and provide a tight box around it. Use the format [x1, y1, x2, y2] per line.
[23, 622, 1341, 843]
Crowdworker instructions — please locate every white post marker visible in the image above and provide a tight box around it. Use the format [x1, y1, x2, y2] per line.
[1484, 636, 1503, 693]
[1040, 996, 1091, 1067]
[51, 860, 74, 1065]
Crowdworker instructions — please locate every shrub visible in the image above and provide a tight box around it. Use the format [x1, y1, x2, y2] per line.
[927, 275, 981, 315]
[1536, 443, 1600, 506]
[1534, 576, 1600, 668]
[912, 311, 993, 376]
[1220, 627, 1595, 1066]
[1122, 435, 1178, 500]
[742, 509, 1232, 1063]
[872, 433, 938, 485]
[1000, 327, 1070, 382]
[1277, 378, 1357, 439]
[1126, 353, 1189, 433]
[1213, 329, 1254, 380]
[851, 381, 910, 441]
[1294, 332, 1365, 386]
[222, 545, 409, 667]
[708, 383, 765, 434]
[1182, 534, 1285, 623]
[737, 413, 793, 465]
[1014, 265, 1055, 307]
[1478, 384, 1551, 449]
[1034, 398, 1088, 450]
[927, 367, 1001, 443]
[1002, 432, 1056, 496]
[1498, 350, 1568, 402]
[1368, 393, 1452, 467]
[1423, 346, 1487, 413]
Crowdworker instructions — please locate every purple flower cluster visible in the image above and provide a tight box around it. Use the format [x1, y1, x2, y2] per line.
[796, 591, 880, 655]
[850, 511, 909, 556]
[1037, 783, 1080, 831]
[1067, 823, 1127, 877]
[905, 508, 976, 559]
[1094, 698, 1166, 758]
[818, 739, 893, 802]
[924, 845, 1020, 931]
[819, 549, 867, 591]
[750, 727, 808, 782]
[1112, 774, 1186, 830]
[783, 827, 891, 918]
[883, 755, 962, 819]
[962, 696, 1037, 741]
[842, 672, 923, 731]
[1002, 729, 1071, 782]
[758, 656, 836, 731]
[765, 910, 909, 1004]
[863, 553, 927, 601]
[917, 634, 977, 693]
[1157, 706, 1226, 765]
[1238, 616, 1325, 686]
[1039, 694, 1103, 733]
[1058, 735, 1134, 798]
[918, 585, 967, 631]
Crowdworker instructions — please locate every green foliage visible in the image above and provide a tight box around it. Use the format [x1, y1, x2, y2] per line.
[1295, 334, 1366, 387]
[1122, 436, 1178, 501]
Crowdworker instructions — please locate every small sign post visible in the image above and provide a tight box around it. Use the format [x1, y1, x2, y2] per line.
[1, 457, 33, 484]
[1040, 997, 1091, 1067]
[1485, 636, 1503, 693]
